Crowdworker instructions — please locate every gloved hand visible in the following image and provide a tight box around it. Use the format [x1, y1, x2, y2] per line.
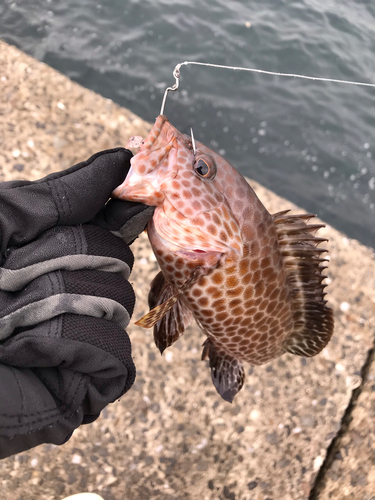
[0, 148, 154, 458]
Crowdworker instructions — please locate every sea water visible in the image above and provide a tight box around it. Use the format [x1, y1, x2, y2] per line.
[1, 0, 374, 247]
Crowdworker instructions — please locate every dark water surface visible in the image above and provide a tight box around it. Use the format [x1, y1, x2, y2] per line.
[1, 0, 374, 247]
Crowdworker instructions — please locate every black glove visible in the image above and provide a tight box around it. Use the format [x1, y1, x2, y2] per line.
[0, 148, 154, 458]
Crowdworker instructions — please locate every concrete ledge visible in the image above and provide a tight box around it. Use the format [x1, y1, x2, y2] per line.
[0, 40, 151, 182]
[1, 40, 375, 500]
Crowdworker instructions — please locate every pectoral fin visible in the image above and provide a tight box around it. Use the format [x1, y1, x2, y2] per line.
[135, 266, 204, 330]
[202, 340, 245, 403]
[153, 282, 193, 354]
[136, 269, 206, 353]
[134, 282, 180, 329]
[147, 271, 166, 311]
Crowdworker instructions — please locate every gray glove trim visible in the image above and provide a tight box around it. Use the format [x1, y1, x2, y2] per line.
[111, 206, 155, 244]
[0, 255, 131, 292]
[0, 294, 130, 340]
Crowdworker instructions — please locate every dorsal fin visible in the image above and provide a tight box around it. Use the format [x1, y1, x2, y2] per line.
[273, 211, 334, 357]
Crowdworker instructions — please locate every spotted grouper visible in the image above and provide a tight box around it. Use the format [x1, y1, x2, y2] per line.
[113, 115, 334, 402]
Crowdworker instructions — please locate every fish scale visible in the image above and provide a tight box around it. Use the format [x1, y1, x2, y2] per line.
[113, 115, 334, 403]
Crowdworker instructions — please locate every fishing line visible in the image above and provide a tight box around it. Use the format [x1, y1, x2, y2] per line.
[160, 60, 375, 115]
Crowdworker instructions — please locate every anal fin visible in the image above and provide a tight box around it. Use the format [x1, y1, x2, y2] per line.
[202, 340, 245, 403]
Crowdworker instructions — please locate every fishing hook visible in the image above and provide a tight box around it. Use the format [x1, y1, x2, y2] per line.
[190, 127, 196, 153]
[160, 64, 182, 115]
[159, 60, 375, 117]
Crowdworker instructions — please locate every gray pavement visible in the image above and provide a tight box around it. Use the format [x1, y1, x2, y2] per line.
[0, 40, 374, 500]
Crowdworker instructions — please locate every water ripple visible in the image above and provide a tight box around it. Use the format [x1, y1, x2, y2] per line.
[1, 0, 374, 247]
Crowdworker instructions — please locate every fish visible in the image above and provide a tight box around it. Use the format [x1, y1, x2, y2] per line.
[112, 115, 334, 403]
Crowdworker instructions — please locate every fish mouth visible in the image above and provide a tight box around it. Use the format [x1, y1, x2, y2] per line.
[175, 249, 223, 268]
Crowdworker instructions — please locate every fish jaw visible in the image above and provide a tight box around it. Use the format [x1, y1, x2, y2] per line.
[112, 122, 179, 205]
[112, 166, 165, 206]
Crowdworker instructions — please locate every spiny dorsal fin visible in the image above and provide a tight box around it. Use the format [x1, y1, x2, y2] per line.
[273, 211, 334, 357]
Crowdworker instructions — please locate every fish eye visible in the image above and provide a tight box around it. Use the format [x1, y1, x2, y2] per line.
[193, 154, 217, 180]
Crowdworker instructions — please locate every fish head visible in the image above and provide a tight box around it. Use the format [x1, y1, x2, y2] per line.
[113, 115, 251, 262]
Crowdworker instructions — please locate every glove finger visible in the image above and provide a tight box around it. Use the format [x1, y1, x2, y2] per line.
[0, 225, 134, 292]
[92, 199, 155, 244]
[0, 314, 135, 386]
[63, 268, 136, 318]
[0, 148, 132, 256]
[61, 313, 136, 394]
[0, 268, 135, 341]
[0, 314, 135, 439]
